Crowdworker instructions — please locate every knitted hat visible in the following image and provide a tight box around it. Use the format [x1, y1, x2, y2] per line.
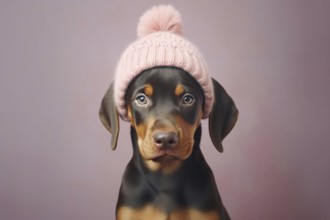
[114, 5, 214, 121]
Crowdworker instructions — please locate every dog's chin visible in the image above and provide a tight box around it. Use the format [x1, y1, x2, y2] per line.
[143, 154, 184, 174]
[152, 155, 178, 164]
[142, 149, 193, 165]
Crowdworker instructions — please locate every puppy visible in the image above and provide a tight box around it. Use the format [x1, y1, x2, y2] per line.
[99, 66, 238, 219]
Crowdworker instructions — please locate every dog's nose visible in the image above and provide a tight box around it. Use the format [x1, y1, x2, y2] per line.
[153, 132, 178, 149]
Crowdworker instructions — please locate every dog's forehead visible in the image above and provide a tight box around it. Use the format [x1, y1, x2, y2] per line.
[131, 67, 200, 92]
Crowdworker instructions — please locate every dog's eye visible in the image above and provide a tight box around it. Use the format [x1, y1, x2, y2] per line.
[135, 94, 148, 106]
[182, 94, 195, 106]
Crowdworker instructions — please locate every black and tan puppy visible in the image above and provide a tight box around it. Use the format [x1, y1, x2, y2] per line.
[99, 67, 238, 220]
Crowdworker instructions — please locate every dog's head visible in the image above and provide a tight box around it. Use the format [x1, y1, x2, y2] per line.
[99, 67, 238, 171]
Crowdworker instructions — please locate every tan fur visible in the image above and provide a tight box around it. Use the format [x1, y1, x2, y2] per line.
[117, 206, 220, 220]
[174, 84, 185, 97]
[143, 158, 183, 174]
[133, 115, 194, 173]
[144, 84, 154, 97]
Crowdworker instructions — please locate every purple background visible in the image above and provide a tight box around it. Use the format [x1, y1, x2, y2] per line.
[1, 0, 329, 219]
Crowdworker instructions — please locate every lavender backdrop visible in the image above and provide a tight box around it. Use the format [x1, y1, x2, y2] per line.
[1, 0, 329, 219]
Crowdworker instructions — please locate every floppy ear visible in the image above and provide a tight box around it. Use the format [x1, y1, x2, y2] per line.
[99, 82, 119, 150]
[208, 78, 238, 153]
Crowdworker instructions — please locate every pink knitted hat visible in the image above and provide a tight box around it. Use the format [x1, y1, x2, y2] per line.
[114, 5, 214, 121]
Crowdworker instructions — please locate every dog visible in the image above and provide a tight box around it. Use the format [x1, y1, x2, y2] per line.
[99, 66, 238, 220]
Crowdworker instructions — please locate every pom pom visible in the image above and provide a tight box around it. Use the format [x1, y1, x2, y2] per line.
[137, 5, 183, 38]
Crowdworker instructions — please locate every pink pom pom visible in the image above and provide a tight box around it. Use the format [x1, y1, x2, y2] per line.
[137, 5, 183, 38]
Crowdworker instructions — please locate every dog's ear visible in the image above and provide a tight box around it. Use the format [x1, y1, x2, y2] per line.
[99, 82, 119, 150]
[208, 78, 238, 153]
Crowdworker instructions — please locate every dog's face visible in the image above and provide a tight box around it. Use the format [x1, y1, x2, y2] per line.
[125, 67, 204, 171]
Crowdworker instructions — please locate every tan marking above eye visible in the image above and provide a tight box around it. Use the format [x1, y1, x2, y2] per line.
[144, 84, 154, 97]
[175, 84, 185, 97]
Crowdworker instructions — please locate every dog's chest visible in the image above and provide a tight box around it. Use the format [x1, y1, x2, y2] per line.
[117, 205, 219, 220]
